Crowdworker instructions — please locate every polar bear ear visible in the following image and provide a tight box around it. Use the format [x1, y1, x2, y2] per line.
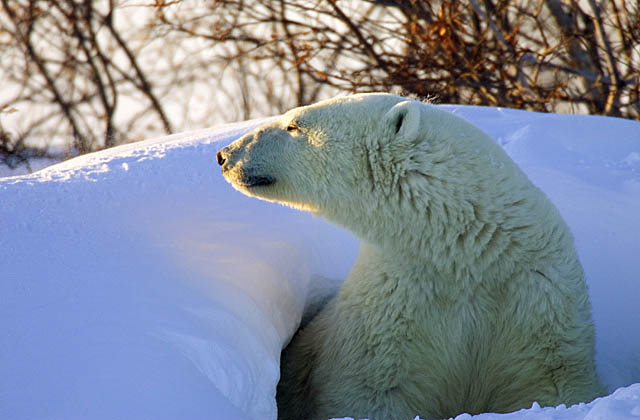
[383, 100, 421, 142]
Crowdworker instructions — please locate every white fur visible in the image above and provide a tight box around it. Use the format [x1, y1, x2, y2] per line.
[217, 93, 603, 420]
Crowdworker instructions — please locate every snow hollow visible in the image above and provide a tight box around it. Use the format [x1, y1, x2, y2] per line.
[1, 105, 639, 420]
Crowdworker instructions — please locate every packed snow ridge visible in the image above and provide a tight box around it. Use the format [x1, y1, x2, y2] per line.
[1, 106, 639, 420]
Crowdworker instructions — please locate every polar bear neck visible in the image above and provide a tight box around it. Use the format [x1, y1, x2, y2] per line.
[318, 157, 570, 288]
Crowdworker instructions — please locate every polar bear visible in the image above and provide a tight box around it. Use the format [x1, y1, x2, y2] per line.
[216, 94, 603, 420]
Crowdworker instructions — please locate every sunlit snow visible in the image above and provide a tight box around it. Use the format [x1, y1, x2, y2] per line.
[1, 106, 639, 420]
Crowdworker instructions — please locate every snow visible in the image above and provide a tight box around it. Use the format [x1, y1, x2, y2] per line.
[1, 106, 639, 420]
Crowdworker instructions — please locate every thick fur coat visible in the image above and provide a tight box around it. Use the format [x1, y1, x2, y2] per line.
[216, 94, 603, 420]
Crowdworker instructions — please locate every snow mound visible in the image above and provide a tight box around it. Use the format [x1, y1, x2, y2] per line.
[1, 107, 639, 420]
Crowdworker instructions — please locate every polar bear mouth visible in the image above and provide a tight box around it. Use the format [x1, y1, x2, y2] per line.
[237, 174, 275, 188]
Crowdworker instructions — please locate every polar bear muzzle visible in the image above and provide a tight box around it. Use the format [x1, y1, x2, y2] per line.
[237, 175, 275, 188]
[216, 146, 276, 189]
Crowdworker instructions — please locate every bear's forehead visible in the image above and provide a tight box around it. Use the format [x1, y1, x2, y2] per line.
[282, 107, 325, 126]
[283, 94, 404, 125]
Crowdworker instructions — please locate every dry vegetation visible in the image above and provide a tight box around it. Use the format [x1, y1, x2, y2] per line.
[1, 0, 638, 168]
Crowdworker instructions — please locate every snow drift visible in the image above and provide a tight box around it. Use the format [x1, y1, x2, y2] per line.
[1, 106, 639, 420]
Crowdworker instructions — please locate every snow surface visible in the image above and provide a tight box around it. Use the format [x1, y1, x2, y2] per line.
[1, 106, 639, 420]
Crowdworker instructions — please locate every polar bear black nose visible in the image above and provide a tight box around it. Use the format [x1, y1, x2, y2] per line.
[216, 150, 226, 166]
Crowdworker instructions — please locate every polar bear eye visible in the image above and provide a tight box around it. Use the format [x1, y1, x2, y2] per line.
[286, 122, 299, 133]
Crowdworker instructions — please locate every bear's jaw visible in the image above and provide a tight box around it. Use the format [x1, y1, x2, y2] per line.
[233, 173, 276, 189]
[223, 168, 322, 213]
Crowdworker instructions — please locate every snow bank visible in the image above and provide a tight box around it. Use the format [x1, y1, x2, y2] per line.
[1, 107, 638, 420]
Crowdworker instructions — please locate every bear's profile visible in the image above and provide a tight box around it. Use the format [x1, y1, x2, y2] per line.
[216, 94, 603, 420]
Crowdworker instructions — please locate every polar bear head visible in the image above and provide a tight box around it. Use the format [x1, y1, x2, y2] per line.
[216, 93, 528, 248]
